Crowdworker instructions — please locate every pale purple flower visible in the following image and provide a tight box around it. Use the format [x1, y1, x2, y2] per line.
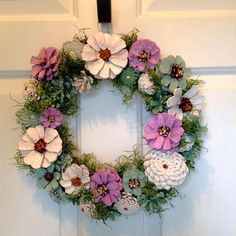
[144, 112, 184, 152]
[90, 169, 122, 206]
[40, 107, 63, 128]
[31, 47, 60, 81]
[128, 39, 160, 72]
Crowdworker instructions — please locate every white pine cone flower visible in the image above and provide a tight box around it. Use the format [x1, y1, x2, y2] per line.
[80, 202, 96, 217]
[74, 71, 93, 93]
[82, 32, 128, 79]
[116, 192, 140, 215]
[144, 150, 189, 190]
[60, 164, 90, 194]
[167, 86, 205, 120]
[18, 125, 62, 169]
[138, 73, 155, 95]
[23, 81, 37, 101]
[178, 135, 194, 152]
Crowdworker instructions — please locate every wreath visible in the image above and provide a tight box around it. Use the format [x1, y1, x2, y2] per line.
[15, 29, 207, 222]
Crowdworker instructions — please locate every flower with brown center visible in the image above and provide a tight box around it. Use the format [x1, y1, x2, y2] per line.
[97, 185, 108, 197]
[158, 126, 171, 137]
[128, 179, 140, 189]
[18, 125, 62, 169]
[60, 164, 90, 194]
[71, 177, 82, 187]
[82, 32, 128, 79]
[99, 48, 111, 61]
[167, 86, 205, 120]
[44, 172, 54, 182]
[171, 64, 183, 80]
[123, 168, 147, 196]
[138, 51, 151, 62]
[179, 97, 193, 112]
[34, 138, 47, 153]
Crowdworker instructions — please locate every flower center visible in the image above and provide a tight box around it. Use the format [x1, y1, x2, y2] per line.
[171, 64, 183, 80]
[179, 97, 193, 112]
[44, 172, 54, 182]
[128, 178, 140, 189]
[99, 48, 111, 61]
[158, 126, 171, 137]
[163, 164, 169, 169]
[39, 58, 46, 66]
[97, 185, 108, 197]
[138, 51, 151, 62]
[48, 115, 55, 122]
[34, 138, 47, 153]
[71, 177, 82, 187]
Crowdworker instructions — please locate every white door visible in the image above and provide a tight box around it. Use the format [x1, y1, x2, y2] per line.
[0, 1, 236, 236]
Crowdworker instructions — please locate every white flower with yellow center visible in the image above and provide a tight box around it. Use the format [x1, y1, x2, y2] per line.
[82, 32, 128, 79]
[60, 164, 90, 194]
[18, 125, 62, 169]
[167, 86, 205, 120]
[144, 150, 189, 190]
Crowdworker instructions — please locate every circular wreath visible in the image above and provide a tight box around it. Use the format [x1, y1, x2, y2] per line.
[15, 29, 207, 222]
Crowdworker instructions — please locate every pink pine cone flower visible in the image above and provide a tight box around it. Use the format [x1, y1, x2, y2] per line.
[31, 47, 60, 81]
[90, 169, 122, 206]
[144, 112, 184, 152]
[128, 39, 160, 72]
[40, 107, 63, 129]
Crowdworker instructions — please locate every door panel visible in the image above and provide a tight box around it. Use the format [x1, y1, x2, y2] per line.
[0, 1, 235, 236]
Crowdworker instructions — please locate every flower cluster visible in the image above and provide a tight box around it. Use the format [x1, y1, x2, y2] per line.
[15, 29, 206, 222]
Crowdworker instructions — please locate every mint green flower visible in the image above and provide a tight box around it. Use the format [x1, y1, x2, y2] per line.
[119, 67, 139, 87]
[35, 164, 61, 192]
[123, 168, 147, 196]
[157, 55, 191, 92]
[15, 108, 39, 131]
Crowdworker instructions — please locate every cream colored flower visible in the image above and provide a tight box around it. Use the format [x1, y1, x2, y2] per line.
[167, 86, 205, 120]
[80, 202, 96, 217]
[23, 81, 37, 101]
[116, 192, 140, 215]
[138, 73, 155, 95]
[60, 164, 90, 194]
[82, 32, 128, 79]
[73, 71, 93, 93]
[18, 125, 62, 169]
[144, 150, 188, 190]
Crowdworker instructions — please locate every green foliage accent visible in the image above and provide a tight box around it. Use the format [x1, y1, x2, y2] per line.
[115, 148, 144, 175]
[57, 123, 76, 156]
[112, 67, 139, 104]
[24, 76, 79, 115]
[94, 204, 121, 222]
[182, 115, 207, 169]
[184, 78, 204, 92]
[14, 150, 35, 174]
[59, 51, 85, 77]
[78, 188, 93, 204]
[121, 28, 139, 49]
[15, 107, 39, 131]
[139, 182, 180, 214]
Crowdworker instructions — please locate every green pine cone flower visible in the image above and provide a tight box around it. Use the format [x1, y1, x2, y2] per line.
[35, 164, 61, 192]
[119, 67, 139, 87]
[123, 168, 147, 196]
[157, 55, 191, 92]
[15, 108, 39, 131]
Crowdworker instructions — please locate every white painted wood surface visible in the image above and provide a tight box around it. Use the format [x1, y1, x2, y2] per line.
[0, 1, 235, 236]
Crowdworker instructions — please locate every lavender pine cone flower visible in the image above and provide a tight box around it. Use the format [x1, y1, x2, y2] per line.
[144, 112, 184, 152]
[128, 39, 160, 72]
[31, 47, 60, 81]
[90, 169, 122, 206]
[40, 107, 63, 129]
